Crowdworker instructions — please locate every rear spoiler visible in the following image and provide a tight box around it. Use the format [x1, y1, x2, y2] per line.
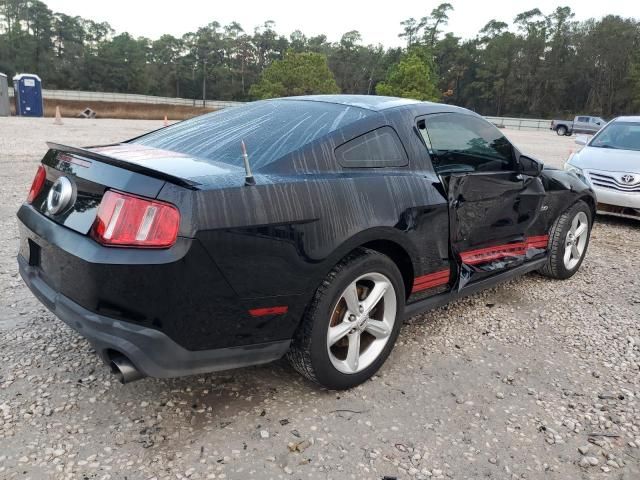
[46, 142, 200, 190]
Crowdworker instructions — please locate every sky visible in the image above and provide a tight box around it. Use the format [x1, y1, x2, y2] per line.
[44, 0, 640, 48]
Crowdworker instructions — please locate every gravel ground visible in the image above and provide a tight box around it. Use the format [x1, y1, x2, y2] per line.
[0, 117, 639, 480]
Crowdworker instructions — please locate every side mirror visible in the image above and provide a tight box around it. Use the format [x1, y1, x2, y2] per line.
[518, 155, 543, 177]
[575, 135, 588, 146]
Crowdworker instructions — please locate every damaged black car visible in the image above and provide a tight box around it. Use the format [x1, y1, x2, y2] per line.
[17, 95, 595, 389]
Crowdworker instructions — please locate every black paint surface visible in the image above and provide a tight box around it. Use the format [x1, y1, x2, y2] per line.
[17, 95, 596, 352]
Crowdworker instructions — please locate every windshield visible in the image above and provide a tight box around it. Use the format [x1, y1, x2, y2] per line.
[590, 121, 640, 152]
[131, 100, 372, 169]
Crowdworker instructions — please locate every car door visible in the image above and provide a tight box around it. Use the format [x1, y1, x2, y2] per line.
[575, 116, 590, 134]
[588, 117, 603, 133]
[417, 112, 546, 287]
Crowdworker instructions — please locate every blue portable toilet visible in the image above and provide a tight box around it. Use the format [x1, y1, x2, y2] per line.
[13, 74, 44, 117]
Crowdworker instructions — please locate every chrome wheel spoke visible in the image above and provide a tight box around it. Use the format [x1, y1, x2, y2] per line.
[361, 280, 389, 315]
[365, 319, 391, 339]
[571, 244, 580, 259]
[342, 282, 360, 315]
[345, 332, 361, 372]
[328, 321, 353, 347]
[570, 216, 580, 235]
[564, 243, 572, 263]
[574, 223, 587, 239]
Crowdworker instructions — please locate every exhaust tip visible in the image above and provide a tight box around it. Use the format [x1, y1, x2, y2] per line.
[110, 354, 145, 384]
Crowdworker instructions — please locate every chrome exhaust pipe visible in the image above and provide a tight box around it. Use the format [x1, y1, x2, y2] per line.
[110, 354, 145, 384]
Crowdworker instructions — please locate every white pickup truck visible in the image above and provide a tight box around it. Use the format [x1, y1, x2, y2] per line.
[550, 116, 605, 136]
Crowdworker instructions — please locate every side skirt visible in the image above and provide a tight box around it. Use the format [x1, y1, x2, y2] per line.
[404, 257, 548, 320]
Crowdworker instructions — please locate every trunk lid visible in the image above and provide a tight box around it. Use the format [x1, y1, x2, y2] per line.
[88, 143, 241, 183]
[33, 143, 244, 236]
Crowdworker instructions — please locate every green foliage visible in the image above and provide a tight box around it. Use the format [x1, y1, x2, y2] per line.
[398, 3, 453, 48]
[249, 51, 339, 99]
[630, 51, 640, 110]
[376, 50, 439, 101]
[1, 1, 640, 116]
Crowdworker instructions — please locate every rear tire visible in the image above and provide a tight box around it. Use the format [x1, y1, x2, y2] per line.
[556, 125, 568, 136]
[287, 249, 405, 390]
[538, 200, 592, 279]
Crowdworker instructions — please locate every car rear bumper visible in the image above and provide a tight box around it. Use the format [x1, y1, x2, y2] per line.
[16, 203, 304, 377]
[17, 204, 302, 351]
[18, 254, 290, 378]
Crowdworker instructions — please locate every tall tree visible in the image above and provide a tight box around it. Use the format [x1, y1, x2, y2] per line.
[249, 51, 339, 99]
[423, 3, 453, 48]
[399, 18, 424, 48]
[376, 50, 439, 101]
[1, 1, 639, 116]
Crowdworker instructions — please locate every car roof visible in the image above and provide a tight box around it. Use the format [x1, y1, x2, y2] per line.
[612, 116, 640, 123]
[277, 94, 467, 114]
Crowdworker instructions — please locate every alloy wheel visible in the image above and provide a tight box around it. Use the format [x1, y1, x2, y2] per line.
[563, 211, 589, 270]
[326, 272, 397, 374]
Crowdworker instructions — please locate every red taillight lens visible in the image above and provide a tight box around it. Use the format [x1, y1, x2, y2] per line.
[91, 190, 180, 248]
[27, 165, 46, 203]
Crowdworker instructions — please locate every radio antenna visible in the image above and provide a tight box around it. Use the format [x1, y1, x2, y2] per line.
[241, 140, 256, 186]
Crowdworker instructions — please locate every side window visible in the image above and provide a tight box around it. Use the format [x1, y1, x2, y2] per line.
[577, 116, 589, 123]
[418, 113, 515, 174]
[335, 126, 408, 168]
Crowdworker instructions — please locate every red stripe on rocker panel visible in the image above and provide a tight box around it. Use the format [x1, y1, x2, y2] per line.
[248, 306, 288, 317]
[461, 235, 549, 266]
[412, 269, 450, 293]
[526, 235, 549, 248]
[461, 243, 526, 265]
[527, 235, 549, 244]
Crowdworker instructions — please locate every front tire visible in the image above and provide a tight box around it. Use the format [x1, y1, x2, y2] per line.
[287, 249, 405, 390]
[556, 125, 568, 136]
[539, 200, 592, 279]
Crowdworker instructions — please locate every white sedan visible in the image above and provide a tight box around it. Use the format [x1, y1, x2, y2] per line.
[565, 116, 640, 220]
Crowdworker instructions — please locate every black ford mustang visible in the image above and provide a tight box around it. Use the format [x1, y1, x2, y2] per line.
[17, 95, 595, 389]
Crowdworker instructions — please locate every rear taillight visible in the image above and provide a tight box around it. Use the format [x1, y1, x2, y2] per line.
[27, 165, 46, 203]
[91, 190, 180, 248]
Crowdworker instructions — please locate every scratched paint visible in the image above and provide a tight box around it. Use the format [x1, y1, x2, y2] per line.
[25, 96, 595, 349]
[138, 97, 592, 300]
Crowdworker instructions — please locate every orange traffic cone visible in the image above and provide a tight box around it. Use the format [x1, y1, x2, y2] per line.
[163, 114, 168, 127]
[54, 106, 63, 125]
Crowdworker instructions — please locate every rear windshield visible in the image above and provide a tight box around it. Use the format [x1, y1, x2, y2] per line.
[131, 100, 371, 169]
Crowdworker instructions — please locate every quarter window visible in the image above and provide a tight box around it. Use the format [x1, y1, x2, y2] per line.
[418, 113, 515, 174]
[335, 127, 408, 168]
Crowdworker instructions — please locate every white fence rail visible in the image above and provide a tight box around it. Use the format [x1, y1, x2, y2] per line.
[484, 116, 551, 131]
[7, 88, 555, 127]
[7, 87, 243, 110]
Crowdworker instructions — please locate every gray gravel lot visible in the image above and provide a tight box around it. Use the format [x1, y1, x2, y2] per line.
[0, 117, 639, 480]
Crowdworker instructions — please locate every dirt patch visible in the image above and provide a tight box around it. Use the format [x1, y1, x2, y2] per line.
[8, 98, 214, 120]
